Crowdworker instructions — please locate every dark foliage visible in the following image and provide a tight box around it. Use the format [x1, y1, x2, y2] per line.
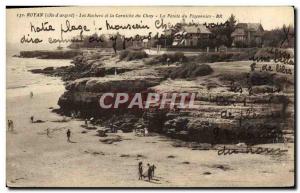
[263, 25, 294, 48]
[119, 50, 148, 61]
[169, 63, 213, 79]
[145, 52, 187, 65]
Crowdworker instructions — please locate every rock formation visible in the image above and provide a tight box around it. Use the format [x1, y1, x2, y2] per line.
[28, 49, 294, 144]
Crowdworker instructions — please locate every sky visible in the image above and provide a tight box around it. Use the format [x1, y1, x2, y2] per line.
[6, 6, 294, 50]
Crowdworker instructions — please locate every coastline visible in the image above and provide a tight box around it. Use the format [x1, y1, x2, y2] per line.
[6, 49, 294, 187]
[6, 88, 294, 187]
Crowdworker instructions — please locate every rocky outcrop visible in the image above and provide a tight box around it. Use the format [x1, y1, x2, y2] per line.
[144, 77, 293, 144]
[19, 50, 81, 59]
[28, 50, 147, 81]
[33, 49, 293, 144]
[57, 75, 162, 116]
[29, 65, 133, 81]
[57, 72, 292, 144]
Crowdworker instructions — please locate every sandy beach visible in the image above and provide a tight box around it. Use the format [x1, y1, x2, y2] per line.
[6, 84, 294, 187]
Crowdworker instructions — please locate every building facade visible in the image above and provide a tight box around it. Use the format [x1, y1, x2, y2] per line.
[231, 23, 264, 47]
[172, 25, 211, 47]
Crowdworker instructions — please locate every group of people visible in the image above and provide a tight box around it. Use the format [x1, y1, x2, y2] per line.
[134, 109, 150, 137]
[109, 115, 118, 133]
[70, 111, 81, 119]
[135, 127, 149, 137]
[138, 161, 156, 181]
[7, 120, 14, 131]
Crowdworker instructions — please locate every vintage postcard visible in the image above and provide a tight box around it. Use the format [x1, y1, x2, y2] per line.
[6, 6, 295, 187]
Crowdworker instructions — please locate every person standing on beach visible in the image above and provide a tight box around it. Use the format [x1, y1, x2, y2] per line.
[77, 111, 81, 118]
[144, 127, 149, 136]
[7, 120, 10, 130]
[110, 115, 117, 133]
[110, 122, 116, 133]
[30, 116, 34, 123]
[46, 128, 50, 137]
[7, 120, 11, 131]
[138, 161, 143, 180]
[166, 57, 171, 66]
[151, 164, 156, 178]
[10, 120, 14, 131]
[66, 129, 71, 142]
[71, 111, 75, 119]
[147, 163, 152, 181]
[85, 118, 88, 127]
[30, 91, 33, 98]
[142, 109, 149, 133]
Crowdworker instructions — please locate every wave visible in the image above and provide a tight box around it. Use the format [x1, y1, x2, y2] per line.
[7, 85, 27, 90]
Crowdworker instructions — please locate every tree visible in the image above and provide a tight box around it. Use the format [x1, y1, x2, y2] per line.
[263, 25, 294, 48]
[224, 14, 237, 47]
[206, 14, 236, 48]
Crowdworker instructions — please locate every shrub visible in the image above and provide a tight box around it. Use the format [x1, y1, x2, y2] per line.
[119, 50, 130, 60]
[249, 71, 274, 86]
[145, 52, 186, 65]
[219, 71, 275, 86]
[89, 52, 104, 60]
[218, 72, 249, 86]
[127, 50, 148, 61]
[218, 70, 292, 91]
[119, 50, 148, 61]
[169, 63, 213, 79]
[193, 50, 258, 63]
[173, 52, 185, 62]
[167, 52, 186, 63]
[196, 52, 236, 63]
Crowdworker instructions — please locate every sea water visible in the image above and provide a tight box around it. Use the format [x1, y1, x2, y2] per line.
[6, 49, 72, 98]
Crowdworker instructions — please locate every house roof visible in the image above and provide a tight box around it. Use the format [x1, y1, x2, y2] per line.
[174, 31, 188, 36]
[237, 23, 263, 31]
[232, 23, 264, 36]
[182, 25, 211, 34]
